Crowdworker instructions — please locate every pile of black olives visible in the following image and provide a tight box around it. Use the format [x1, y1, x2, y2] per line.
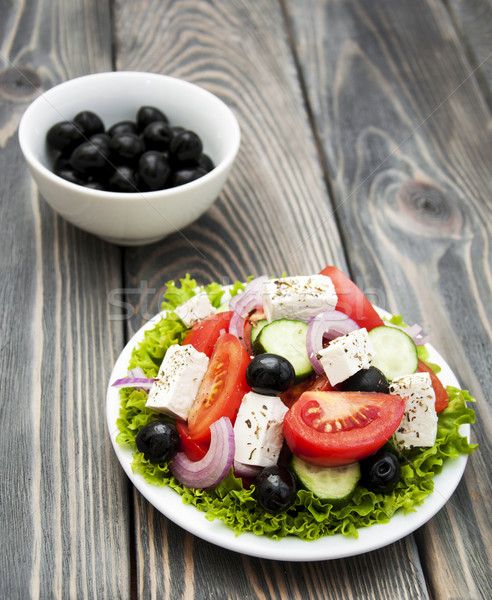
[46, 107, 214, 192]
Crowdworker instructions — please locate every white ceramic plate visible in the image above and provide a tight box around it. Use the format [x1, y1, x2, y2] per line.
[106, 304, 470, 561]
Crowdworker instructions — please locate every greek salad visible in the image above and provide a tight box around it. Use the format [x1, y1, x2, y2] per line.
[114, 266, 477, 540]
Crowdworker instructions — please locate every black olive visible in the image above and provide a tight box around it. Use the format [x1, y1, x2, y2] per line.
[84, 181, 106, 190]
[360, 450, 401, 493]
[47, 121, 85, 153]
[255, 465, 296, 514]
[90, 133, 111, 151]
[246, 354, 295, 396]
[73, 110, 105, 137]
[339, 366, 390, 394]
[170, 167, 207, 187]
[70, 141, 110, 174]
[135, 420, 180, 464]
[137, 105, 169, 132]
[142, 121, 174, 151]
[54, 167, 88, 185]
[53, 153, 72, 172]
[198, 153, 215, 173]
[138, 151, 171, 191]
[107, 165, 139, 193]
[170, 130, 203, 165]
[109, 133, 145, 165]
[107, 120, 138, 137]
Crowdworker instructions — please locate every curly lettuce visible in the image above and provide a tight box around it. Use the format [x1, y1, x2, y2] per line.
[116, 277, 478, 540]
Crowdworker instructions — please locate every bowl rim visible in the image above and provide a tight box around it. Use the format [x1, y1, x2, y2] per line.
[18, 71, 241, 201]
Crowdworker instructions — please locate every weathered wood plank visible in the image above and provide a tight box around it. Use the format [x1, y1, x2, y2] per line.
[0, 1, 131, 598]
[112, 1, 431, 598]
[445, 0, 492, 105]
[285, 1, 492, 599]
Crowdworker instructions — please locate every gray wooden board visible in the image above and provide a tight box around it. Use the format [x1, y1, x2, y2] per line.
[285, 0, 492, 599]
[0, 0, 132, 598]
[2, 0, 490, 597]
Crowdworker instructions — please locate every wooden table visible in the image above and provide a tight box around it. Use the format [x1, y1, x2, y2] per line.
[1, 1, 491, 598]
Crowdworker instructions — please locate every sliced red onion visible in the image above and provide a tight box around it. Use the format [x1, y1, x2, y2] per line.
[390, 323, 430, 346]
[228, 275, 269, 313]
[228, 276, 269, 344]
[233, 460, 262, 479]
[170, 417, 235, 489]
[306, 310, 360, 374]
[112, 376, 155, 390]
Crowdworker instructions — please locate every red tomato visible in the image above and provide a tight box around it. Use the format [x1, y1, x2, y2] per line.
[176, 422, 209, 461]
[187, 333, 251, 442]
[417, 359, 449, 412]
[283, 390, 406, 466]
[182, 311, 233, 358]
[280, 373, 333, 408]
[319, 266, 384, 331]
[243, 309, 266, 354]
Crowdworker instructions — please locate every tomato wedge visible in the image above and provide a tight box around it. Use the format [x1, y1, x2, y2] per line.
[182, 311, 233, 358]
[280, 373, 333, 408]
[319, 266, 384, 331]
[283, 390, 406, 466]
[417, 359, 449, 412]
[187, 333, 251, 442]
[176, 422, 209, 461]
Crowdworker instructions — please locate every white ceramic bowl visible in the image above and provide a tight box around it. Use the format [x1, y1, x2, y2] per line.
[18, 72, 240, 245]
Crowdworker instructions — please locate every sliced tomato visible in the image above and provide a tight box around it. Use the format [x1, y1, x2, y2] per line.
[280, 373, 333, 408]
[187, 333, 251, 441]
[283, 390, 406, 466]
[417, 359, 449, 412]
[182, 311, 233, 358]
[243, 309, 266, 354]
[319, 266, 384, 331]
[176, 421, 209, 461]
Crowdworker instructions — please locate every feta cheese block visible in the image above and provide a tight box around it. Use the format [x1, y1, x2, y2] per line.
[145, 344, 209, 420]
[390, 372, 437, 449]
[174, 293, 216, 328]
[262, 275, 338, 322]
[233, 392, 289, 467]
[318, 328, 374, 386]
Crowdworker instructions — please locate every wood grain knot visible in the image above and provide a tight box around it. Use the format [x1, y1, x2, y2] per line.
[0, 67, 41, 100]
[395, 180, 463, 238]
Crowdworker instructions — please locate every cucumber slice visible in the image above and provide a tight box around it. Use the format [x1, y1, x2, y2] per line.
[250, 319, 267, 345]
[291, 456, 360, 502]
[253, 319, 313, 382]
[368, 326, 418, 381]
[216, 301, 229, 313]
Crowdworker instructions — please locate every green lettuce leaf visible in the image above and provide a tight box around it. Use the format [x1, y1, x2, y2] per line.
[116, 278, 478, 540]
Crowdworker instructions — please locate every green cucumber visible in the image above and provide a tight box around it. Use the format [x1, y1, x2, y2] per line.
[291, 456, 360, 502]
[253, 319, 313, 382]
[216, 301, 229, 313]
[250, 319, 267, 345]
[368, 326, 418, 381]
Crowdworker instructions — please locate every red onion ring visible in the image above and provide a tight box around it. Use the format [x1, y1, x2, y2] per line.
[228, 276, 269, 345]
[111, 376, 155, 390]
[170, 417, 235, 489]
[306, 310, 360, 374]
[389, 323, 430, 346]
[233, 460, 262, 479]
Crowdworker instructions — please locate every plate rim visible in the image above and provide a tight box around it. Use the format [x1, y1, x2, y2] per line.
[106, 298, 470, 561]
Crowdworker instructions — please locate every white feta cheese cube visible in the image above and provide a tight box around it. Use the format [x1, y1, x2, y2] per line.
[145, 344, 209, 420]
[390, 373, 437, 449]
[174, 293, 216, 328]
[233, 392, 289, 467]
[262, 275, 338, 322]
[318, 328, 374, 386]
